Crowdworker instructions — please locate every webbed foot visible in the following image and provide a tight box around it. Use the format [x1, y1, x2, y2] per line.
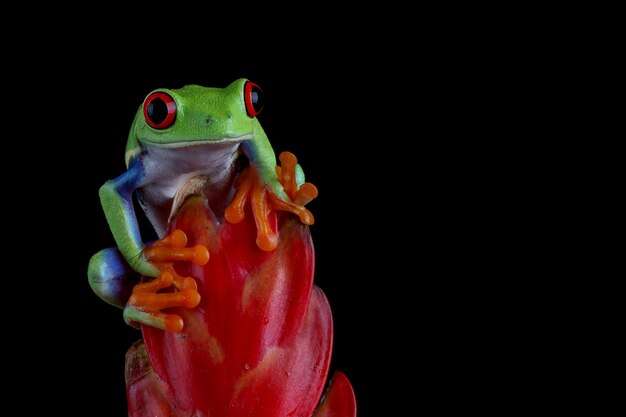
[225, 151, 318, 251]
[124, 229, 209, 332]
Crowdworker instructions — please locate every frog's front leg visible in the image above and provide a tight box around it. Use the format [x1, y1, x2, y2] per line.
[95, 158, 208, 332]
[226, 151, 318, 251]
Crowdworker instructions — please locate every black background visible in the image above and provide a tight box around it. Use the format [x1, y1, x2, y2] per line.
[3, 14, 583, 416]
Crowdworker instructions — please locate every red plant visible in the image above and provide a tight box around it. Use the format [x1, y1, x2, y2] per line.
[125, 156, 356, 417]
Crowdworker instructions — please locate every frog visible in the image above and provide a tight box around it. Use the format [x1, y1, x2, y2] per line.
[88, 78, 318, 332]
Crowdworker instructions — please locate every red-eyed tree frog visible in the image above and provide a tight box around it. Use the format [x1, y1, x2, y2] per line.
[88, 78, 317, 331]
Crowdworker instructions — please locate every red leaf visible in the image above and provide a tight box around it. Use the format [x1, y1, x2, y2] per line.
[313, 371, 358, 417]
[131, 195, 341, 416]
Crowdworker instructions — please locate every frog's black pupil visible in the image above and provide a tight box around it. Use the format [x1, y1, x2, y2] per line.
[251, 86, 264, 111]
[147, 98, 168, 124]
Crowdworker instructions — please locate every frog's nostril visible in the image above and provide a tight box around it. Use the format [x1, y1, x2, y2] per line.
[204, 116, 212, 124]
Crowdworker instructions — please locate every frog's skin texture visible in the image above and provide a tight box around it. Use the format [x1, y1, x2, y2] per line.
[88, 79, 316, 330]
[88, 79, 356, 417]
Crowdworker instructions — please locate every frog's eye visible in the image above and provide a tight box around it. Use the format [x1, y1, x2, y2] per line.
[143, 91, 177, 129]
[244, 81, 264, 118]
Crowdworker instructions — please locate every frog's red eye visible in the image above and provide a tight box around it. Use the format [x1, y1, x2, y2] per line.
[143, 91, 177, 129]
[244, 81, 264, 118]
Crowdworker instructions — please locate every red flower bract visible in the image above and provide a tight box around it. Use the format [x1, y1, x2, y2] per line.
[126, 195, 356, 417]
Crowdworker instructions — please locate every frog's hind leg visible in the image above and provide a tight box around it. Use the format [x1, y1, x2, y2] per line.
[88, 247, 140, 309]
[125, 339, 175, 417]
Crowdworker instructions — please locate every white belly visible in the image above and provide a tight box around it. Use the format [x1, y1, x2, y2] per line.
[138, 141, 243, 237]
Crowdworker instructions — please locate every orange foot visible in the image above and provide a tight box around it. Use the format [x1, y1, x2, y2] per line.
[124, 229, 209, 332]
[225, 151, 318, 251]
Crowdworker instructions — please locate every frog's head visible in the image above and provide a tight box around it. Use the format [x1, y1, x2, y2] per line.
[125, 78, 263, 166]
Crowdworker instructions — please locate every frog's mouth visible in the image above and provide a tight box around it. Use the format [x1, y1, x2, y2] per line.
[140, 134, 253, 148]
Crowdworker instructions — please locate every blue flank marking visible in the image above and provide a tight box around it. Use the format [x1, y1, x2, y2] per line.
[108, 156, 147, 249]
